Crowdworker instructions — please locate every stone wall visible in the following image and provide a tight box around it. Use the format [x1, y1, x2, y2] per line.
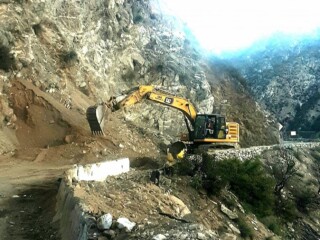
[213, 142, 320, 161]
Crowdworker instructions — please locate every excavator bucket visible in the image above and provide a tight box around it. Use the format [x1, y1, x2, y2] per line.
[86, 105, 107, 135]
[166, 141, 187, 165]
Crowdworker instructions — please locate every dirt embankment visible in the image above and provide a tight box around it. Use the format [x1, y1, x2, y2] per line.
[0, 76, 163, 240]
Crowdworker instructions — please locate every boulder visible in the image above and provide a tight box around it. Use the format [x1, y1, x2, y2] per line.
[117, 217, 136, 231]
[220, 204, 238, 220]
[152, 234, 166, 240]
[168, 195, 191, 217]
[97, 213, 113, 230]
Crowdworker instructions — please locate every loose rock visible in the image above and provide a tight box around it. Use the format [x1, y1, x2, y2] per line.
[152, 234, 167, 240]
[220, 204, 238, 220]
[97, 213, 113, 230]
[117, 217, 136, 231]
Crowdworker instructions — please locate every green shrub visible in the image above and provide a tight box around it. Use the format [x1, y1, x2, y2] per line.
[275, 198, 299, 222]
[235, 215, 254, 238]
[0, 46, 15, 71]
[201, 154, 276, 217]
[156, 64, 164, 72]
[133, 15, 143, 23]
[294, 188, 314, 213]
[61, 50, 78, 67]
[200, 154, 228, 194]
[261, 216, 282, 235]
[190, 172, 203, 190]
[175, 159, 196, 176]
[220, 193, 238, 209]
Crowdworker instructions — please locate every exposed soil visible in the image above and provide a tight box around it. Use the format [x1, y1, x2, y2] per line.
[0, 80, 163, 239]
[9, 81, 71, 148]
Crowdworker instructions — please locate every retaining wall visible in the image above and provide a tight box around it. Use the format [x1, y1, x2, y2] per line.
[54, 158, 130, 240]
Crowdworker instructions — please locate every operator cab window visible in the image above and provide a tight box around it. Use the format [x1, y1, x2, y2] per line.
[194, 115, 221, 139]
[216, 116, 227, 139]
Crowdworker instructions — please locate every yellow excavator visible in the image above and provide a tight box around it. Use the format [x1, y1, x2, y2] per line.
[86, 85, 240, 163]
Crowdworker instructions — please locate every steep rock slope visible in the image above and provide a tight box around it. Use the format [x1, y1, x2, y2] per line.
[0, 0, 278, 148]
[229, 33, 320, 138]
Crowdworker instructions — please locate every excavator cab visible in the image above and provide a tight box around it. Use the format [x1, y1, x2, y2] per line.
[193, 114, 227, 140]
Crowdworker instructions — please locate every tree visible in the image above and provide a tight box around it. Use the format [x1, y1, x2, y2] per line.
[271, 149, 297, 196]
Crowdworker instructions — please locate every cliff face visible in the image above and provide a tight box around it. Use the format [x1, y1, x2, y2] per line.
[228, 34, 320, 139]
[0, 0, 278, 150]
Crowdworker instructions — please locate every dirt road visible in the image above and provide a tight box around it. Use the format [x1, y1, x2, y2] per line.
[0, 150, 69, 240]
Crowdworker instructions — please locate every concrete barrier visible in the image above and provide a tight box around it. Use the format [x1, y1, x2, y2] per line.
[66, 158, 130, 182]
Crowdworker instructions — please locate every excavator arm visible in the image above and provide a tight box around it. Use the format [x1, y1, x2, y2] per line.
[86, 85, 198, 135]
[86, 85, 240, 164]
[147, 91, 197, 125]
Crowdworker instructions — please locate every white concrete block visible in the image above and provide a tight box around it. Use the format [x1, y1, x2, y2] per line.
[73, 158, 130, 182]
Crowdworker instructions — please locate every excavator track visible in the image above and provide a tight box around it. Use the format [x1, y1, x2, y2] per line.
[86, 105, 106, 135]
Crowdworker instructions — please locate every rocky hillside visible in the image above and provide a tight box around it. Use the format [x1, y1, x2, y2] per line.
[62, 143, 320, 240]
[1, 2, 320, 240]
[0, 0, 279, 150]
[228, 33, 320, 139]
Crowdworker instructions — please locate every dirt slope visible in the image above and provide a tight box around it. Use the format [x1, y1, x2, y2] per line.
[0, 78, 163, 239]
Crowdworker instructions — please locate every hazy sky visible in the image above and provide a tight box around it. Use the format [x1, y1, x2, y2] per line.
[160, 0, 320, 54]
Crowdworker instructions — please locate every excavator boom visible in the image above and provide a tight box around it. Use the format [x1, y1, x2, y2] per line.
[147, 91, 197, 125]
[86, 85, 198, 135]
